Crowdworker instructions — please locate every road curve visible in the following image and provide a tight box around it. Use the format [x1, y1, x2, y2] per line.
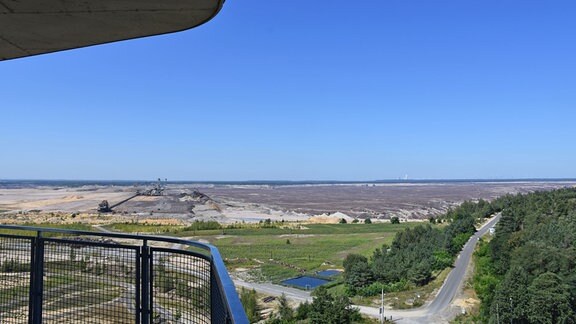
[352, 214, 501, 323]
[392, 213, 501, 323]
[234, 214, 501, 323]
[427, 214, 501, 314]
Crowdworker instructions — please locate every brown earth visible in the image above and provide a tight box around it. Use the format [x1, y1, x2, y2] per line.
[0, 181, 574, 225]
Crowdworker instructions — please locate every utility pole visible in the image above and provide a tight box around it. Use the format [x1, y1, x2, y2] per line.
[496, 303, 500, 324]
[380, 288, 384, 324]
[510, 297, 513, 324]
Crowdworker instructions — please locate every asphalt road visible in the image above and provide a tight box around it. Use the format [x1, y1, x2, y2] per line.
[233, 280, 312, 303]
[383, 213, 502, 323]
[235, 214, 501, 323]
[427, 214, 501, 314]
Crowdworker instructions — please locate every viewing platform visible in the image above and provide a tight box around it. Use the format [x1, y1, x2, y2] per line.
[0, 224, 248, 323]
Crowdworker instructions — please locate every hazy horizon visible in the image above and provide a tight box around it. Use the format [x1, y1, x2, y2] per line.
[2, 177, 576, 184]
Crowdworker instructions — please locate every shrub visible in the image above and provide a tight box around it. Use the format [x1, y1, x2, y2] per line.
[184, 220, 221, 231]
[0, 259, 28, 272]
[357, 280, 411, 297]
[240, 288, 261, 323]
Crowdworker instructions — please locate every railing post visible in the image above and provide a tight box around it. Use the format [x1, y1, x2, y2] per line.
[29, 232, 44, 324]
[27, 236, 36, 324]
[141, 240, 150, 324]
[135, 247, 141, 324]
[211, 262, 231, 324]
[210, 263, 217, 323]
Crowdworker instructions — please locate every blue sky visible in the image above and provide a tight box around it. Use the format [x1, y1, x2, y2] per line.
[1, 1, 575, 181]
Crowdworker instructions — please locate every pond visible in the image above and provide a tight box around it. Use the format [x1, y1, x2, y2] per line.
[316, 270, 341, 277]
[281, 276, 330, 290]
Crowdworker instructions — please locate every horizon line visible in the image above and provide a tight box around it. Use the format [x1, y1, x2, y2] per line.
[2, 177, 576, 184]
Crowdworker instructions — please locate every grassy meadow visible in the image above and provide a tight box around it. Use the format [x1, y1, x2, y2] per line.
[207, 223, 417, 280]
[103, 222, 419, 281]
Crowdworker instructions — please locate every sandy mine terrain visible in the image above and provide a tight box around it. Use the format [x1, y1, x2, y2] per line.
[199, 181, 576, 220]
[0, 181, 574, 225]
[0, 186, 135, 212]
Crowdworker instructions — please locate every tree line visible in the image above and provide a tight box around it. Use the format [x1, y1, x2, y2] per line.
[241, 286, 362, 323]
[344, 198, 498, 296]
[473, 188, 576, 323]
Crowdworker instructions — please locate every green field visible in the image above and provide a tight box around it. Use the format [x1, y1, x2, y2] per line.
[195, 223, 418, 281]
[102, 222, 418, 281]
[106, 222, 185, 234]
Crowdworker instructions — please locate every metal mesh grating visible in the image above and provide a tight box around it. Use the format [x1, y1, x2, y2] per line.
[151, 249, 211, 323]
[210, 264, 228, 324]
[0, 236, 32, 324]
[41, 239, 139, 323]
[0, 225, 247, 323]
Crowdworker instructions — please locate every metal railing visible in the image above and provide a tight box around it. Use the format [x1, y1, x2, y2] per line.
[0, 225, 248, 324]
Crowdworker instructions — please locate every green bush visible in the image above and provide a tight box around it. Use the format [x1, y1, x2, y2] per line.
[183, 220, 221, 231]
[0, 259, 28, 272]
[240, 288, 261, 323]
[357, 280, 411, 297]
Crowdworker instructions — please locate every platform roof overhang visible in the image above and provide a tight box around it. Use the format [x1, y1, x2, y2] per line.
[0, 0, 224, 61]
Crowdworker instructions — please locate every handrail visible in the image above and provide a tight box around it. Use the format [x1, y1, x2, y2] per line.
[209, 244, 249, 322]
[0, 224, 210, 251]
[0, 224, 248, 324]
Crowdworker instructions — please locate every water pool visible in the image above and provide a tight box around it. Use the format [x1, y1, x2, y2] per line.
[281, 276, 330, 289]
[316, 270, 341, 277]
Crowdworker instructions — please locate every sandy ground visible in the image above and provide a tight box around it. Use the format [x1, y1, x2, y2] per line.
[199, 181, 576, 220]
[1, 181, 574, 225]
[0, 185, 311, 225]
[0, 186, 135, 212]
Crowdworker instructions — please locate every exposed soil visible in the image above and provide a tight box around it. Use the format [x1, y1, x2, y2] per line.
[0, 181, 574, 225]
